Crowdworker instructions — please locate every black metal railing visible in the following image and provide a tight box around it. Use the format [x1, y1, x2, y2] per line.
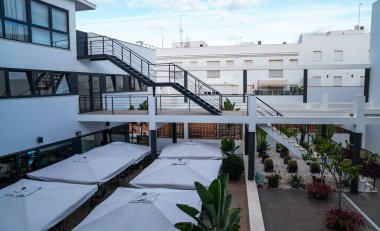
[79, 94, 149, 114]
[156, 63, 221, 110]
[256, 97, 283, 116]
[77, 35, 222, 114]
[254, 90, 302, 96]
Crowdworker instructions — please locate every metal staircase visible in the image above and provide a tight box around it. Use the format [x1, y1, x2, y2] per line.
[77, 35, 221, 115]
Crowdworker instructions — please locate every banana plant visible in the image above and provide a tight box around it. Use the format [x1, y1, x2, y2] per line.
[175, 174, 241, 231]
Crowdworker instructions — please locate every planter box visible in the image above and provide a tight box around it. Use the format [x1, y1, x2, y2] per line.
[287, 165, 298, 173]
[264, 165, 273, 172]
[310, 166, 321, 174]
[284, 158, 291, 164]
[261, 155, 269, 164]
[268, 178, 279, 188]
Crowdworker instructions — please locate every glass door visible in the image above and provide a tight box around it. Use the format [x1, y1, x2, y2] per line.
[92, 75, 102, 111]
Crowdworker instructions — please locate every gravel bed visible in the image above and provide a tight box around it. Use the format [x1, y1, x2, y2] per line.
[255, 147, 335, 189]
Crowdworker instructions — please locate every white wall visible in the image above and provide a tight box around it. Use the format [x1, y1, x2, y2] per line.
[0, 96, 123, 156]
[365, 0, 380, 153]
[156, 31, 369, 96]
[308, 87, 363, 103]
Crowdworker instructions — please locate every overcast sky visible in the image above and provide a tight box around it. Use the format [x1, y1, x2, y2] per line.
[76, 0, 375, 48]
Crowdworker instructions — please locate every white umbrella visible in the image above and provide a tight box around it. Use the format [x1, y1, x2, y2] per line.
[74, 187, 201, 231]
[130, 159, 221, 190]
[0, 179, 97, 231]
[28, 154, 134, 185]
[159, 141, 222, 160]
[87, 142, 150, 164]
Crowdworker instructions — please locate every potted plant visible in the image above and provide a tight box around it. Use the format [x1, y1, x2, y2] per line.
[138, 100, 148, 110]
[275, 143, 283, 153]
[287, 160, 298, 173]
[267, 173, 281, 188]
[310, 162, 321, 173]
[220, 138, 236, 154]
[221, 154, 244, 180]
[280, 147, 289, 158]
[290, 174, 302, 190]
[257, 140, 270, 157]
[264, 158, 273, 172]
[261, 154, 269, 164]
[283, 156, 291, 164]
[175, 174, 241, 231]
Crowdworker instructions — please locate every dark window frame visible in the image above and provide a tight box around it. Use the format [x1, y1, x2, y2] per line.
[0, 0, 70, 49]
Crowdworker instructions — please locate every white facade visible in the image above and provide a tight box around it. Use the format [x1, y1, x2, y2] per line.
[157, 30, 370, 98]
[365, 0, 380, 153]
[0, 0, 154, 156]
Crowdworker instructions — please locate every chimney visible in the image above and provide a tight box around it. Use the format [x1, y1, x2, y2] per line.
[258, 41, 262, 45]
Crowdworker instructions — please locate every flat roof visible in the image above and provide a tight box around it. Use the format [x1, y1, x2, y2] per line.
[74, 0, 96, 11]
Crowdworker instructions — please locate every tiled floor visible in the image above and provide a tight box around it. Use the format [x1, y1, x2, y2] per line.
[347, 192, 380, 229]
[258, 189, 376, 231]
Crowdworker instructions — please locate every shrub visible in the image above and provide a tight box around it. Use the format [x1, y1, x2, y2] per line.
[275, 143, 283, 153]
[261, 154, 269, 164]
[290, 174, 302, 189]
[257, 141, 270, 157]
[287, 160, 298, 173]
[324, 208, 366, 231]
[129, 105, 135, 110]
[310, 163, 321, 173]
[221, 138, 235, 154]
[267, 173, 281, 188]
[221, 154, 244, 180]
[264, 158, 273, 172]
[280, 147, 289, 158]
[361, 162, 380, 178]
[283, 156, 291, 164]
[264, 158, 273, 166]
[306, 182, 332, 200]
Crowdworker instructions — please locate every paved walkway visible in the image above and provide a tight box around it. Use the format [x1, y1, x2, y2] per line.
[346, 192, 380, 230]
[258, 189, 377, 231]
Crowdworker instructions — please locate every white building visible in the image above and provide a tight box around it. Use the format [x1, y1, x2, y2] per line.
[0, 0, 379, 192]
[157, 30, 370, 102]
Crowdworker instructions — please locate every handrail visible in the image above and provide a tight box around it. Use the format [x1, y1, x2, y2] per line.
[77, 34, 222, 114]
[256, 97, 283, 116]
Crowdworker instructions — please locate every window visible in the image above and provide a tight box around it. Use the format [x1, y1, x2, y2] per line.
[290, 59, 298, 65]
[0, 0, 69, 48]
[52, 8, 67, 32]
[226, 60, 234, 66]
[54, 73, 70, 94]
[269, 60, 283, 65]
[9, 71, 32, 96]
[35, 72, 52, 95]
[115, 76, 124, 91]
[244, 60, 253, 66]
[0, 71, 6, 97]
[207, 61, 220, 66]
[4, 0, 27, 21]
[105, 75, 115, 92]
[313, 51, 322, 62]
[334, 50, 343, 61]
[4, 21, 28, 41]
[207, 70, 220, 78]
[333, 76, 342, 86]
[31, 1, 48, 27]
[269, 70, 283, 78]
[311, 76, 321, 86]
[38, 141, 74, 168]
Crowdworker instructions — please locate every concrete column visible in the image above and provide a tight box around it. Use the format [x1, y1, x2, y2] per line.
[248, 131, 256, 181]
[244, 124, 249, 155]
[172, 123, 177, 143]
[184, 123, 189, 140]
[352, 132, 362, 165]
[184, 70, 188, 103]
[149, 130, 157, 161]
[148, 95, 156, 116]
[243, 70, 247, 103]
[364, 68, 370, 103]
[303, 69, 308, 103]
